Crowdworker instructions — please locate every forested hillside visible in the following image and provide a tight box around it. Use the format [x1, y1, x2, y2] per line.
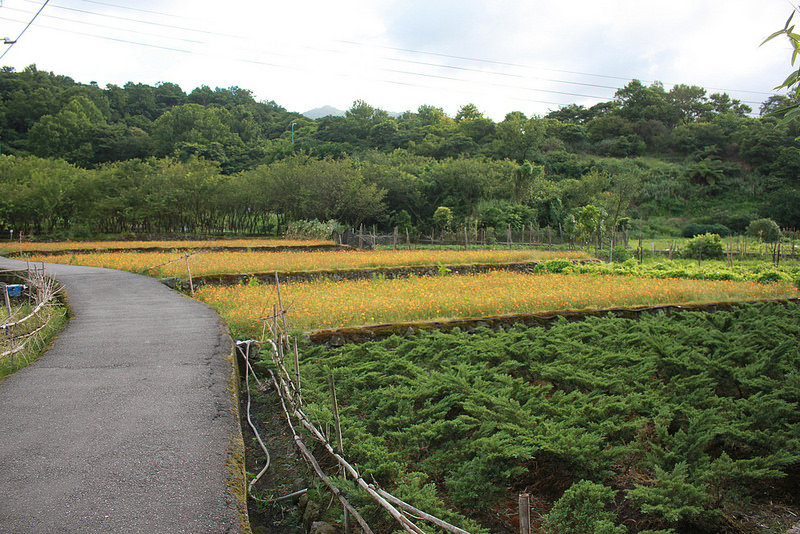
[1, 64, 798, 239]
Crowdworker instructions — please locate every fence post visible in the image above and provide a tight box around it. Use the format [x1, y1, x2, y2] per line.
[508, 224, 512, 250]
[2, 284, 11, 318]
[519, 493, 531, 534]
[184, 252, 194, 294]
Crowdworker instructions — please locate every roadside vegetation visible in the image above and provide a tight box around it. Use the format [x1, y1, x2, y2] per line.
[0, 272, 68, 379]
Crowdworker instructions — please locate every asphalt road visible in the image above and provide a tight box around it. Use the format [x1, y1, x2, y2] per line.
[0, 258, 247, 533]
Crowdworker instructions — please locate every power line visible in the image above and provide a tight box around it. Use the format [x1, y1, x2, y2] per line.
[22, 0, 779, 101]
[0, 0, 48, 61]
[5, 0, 776, 111]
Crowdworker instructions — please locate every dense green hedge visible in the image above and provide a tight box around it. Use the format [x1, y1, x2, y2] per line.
[293, 302, 800, 532]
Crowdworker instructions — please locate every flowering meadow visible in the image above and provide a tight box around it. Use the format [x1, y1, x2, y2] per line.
[21, 248, 590, 277]
[3, 238, 333, 254]
[194, 271, 797, 336]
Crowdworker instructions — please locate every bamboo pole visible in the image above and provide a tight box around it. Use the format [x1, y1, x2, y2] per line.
[376, 489, 470, 534]
[293, 338, 301, 403]
[270, 362, 424, 534]
[329, 372, 350, 533]
[269, 370, 374, 534]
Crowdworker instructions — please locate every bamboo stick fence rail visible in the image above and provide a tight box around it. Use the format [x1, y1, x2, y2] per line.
[233, 273, 485, 534]
[0, 265, 64, 364]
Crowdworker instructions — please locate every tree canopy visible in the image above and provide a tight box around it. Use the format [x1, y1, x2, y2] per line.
[0, 64, 797, 239]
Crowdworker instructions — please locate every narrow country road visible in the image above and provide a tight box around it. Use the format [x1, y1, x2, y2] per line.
[0, 258, 247, 533]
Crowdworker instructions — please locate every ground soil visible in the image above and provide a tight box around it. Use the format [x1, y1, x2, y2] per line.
[241, 375, 310, 533]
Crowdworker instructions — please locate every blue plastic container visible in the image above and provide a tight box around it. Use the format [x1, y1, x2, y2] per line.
[5, 284, 25, 297]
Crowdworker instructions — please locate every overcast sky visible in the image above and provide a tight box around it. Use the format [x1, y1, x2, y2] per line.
[0, 0, 796, 120]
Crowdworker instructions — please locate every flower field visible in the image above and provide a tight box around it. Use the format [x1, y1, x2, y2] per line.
[195, 271, 797, 336]
[21, 248, 589, 277]
[2, 238, 333, 254]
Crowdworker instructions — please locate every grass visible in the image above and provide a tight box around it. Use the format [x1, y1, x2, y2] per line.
[195, 271, 797, 336]
[0, 305, 69, 379]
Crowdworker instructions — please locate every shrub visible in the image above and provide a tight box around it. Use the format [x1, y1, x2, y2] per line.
[757, 271, 785, 284]
[544, 480, 625, 534]
[284, 219, 341, 240]
[682, 223, 731, 238]
[536, 259, 575, 274]
[683, 233, 724, 260]
[603, 245, 632, 263]
[746, 218, 782, 243]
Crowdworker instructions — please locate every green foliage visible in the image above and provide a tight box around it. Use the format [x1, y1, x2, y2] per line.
[544, 480, 625, 534]
[627, 462, 707, 523]
[683, 233, 724, 260]
[535, 259, 575, 273]
[298, 301, 800, 532]
[283, 219, 341, 240]
[432, 206, 453, 231]
[746, 218, 782, 243]
[681, 223, 731, 238]
[1, 64, 799, 238]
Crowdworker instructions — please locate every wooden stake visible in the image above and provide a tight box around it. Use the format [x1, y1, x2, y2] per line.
[274, 272, 290, 357]
[329, 374, 344, 457]
[184, 253, 194, 294]
[519, 493, 531, 534]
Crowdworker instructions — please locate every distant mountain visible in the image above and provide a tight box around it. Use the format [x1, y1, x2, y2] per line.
[302, 105, 404, 119]
[302, 105, 346, 119]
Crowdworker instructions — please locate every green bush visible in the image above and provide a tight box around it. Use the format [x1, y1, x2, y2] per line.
[600, 245, 632, 263]
[683, 233, 724, 260]
[681, 223, 731, 238]
[284, 219, 341, 240]
[544, 480, 625, 534]
[757, 271, 785, 284]
[746, 218, 782, 243]
[535, 259, 575, 273]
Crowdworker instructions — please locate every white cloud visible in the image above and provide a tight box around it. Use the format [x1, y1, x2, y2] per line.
[0, 0, 793, 120]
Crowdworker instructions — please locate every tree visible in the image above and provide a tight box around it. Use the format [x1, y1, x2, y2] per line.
[432, 206, 453, 232]
[667, 84, 712, 123]
[746, 218, 782, 243]
[578, 204, 605, 253]
[492, 112, 546, 162]
[249, 155, 386, 226]
[761, 11, 800, 122]
[27, 96, 107, 165]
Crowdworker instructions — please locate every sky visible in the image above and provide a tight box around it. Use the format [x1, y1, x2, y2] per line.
[0, 0, 796, 121]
